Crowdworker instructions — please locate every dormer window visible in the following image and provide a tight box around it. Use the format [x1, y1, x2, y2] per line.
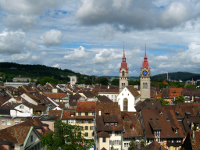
[155, 130, 160, 137]
[105, 123, 109, 126]
[175, 130, 178, 134]
[110, 123, 114, 126]
[125, 117, 129, 121]
[20, 105, 24, 109]
[132, 127, 135, 130]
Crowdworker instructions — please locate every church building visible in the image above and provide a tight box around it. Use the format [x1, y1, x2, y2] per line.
[140, 45, 151, 101]
[117, 48, 140, 112]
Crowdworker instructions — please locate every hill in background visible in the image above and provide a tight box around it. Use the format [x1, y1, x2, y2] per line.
[0, 62, 89, 83]
[151, 72, 200, 81]
[0, 62, 199, 84]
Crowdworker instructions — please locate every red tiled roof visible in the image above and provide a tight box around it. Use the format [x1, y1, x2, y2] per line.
[62, 110, 76, 120]
[43, 93, 68, 99]
[76, 102, 95, 112]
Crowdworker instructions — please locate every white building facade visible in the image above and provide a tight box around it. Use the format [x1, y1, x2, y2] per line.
[117, 86, 140, 112]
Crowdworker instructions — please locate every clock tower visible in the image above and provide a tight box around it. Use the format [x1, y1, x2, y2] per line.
[119, 47, 129, 93]
[140, 44, 151, 101]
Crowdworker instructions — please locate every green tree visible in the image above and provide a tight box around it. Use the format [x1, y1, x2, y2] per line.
[41, 121, 94, 150]
[129, 80, 140, 85]
[111, 79, 119, 85]
[96, 77, 109, 85]
[174, 95, 185, 104]
[156, 98, 169, 105]
[128, 140, 137, 149]
[37, 77, 55, 85]
[186, 84, 197, 89]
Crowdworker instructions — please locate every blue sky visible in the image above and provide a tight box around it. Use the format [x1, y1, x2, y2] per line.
[0, 0, 200, 77]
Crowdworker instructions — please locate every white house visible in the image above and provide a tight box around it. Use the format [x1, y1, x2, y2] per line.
[117, 86, 140, 112]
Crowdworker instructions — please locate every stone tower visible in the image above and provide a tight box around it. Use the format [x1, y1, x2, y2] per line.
[140, 44, 151, 101]
[119, 47, 129, 93]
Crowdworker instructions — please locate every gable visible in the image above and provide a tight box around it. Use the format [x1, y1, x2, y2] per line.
[24, 127, 41, 148]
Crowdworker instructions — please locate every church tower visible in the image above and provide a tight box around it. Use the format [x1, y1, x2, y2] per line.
[140, 44, 151, 101]
[119, 47, 129, 93]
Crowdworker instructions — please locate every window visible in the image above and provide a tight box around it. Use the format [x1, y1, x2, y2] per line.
[122, 71, 125, 76]
[78, 112, 81, 116]
[175, 130, 178, 134]
[7, 121, 11, 125]
[85, 126, 88, 130]
[85, 132, 88, 137]
[30, 135, 33, 142]
[85, 112, 88, 116]
[76, 120, 82, 124]
[85, 120, 88, 123]
[123, 98, 128, 111]
[155, 131, 160, 137]
[160, 139, 164, 142]
[2, 120, 6, 125]
[15, 121, 19, 125]
[143, 83, 147, 89]
[105, 123, 109, 126]
[125, 117, 129, 121]
[114, 140, 120, 145]
[110, 123, 114, 126]
[103, 137, 106, 143]
[172, 139, 174, 143]
[176, 139, 182, 143]
[132, 127, 135, 130]
[115, 131, 120, 136]
[90, 126, 94, 130]
[115, 123, 117, 126]
[20, 105, 24, 109]
[124, 143, 129, 147]
[92, 112, 95, 116]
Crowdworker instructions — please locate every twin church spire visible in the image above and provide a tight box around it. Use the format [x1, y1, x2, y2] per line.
[119, 44, 151, 100]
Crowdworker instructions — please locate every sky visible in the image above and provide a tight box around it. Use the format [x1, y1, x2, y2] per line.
[0, 0, 200, 77]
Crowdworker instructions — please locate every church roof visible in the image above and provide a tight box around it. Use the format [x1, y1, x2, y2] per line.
[142, 44, 150, 69]
[120, 49, 129, 71]
[127, 86, 140, 97]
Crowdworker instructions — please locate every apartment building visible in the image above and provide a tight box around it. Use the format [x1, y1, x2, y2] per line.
[76, 101, 95, 139]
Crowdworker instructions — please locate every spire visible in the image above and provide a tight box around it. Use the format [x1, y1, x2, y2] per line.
[123, 44, 125, 58]
[142, 43, 149, 68]
[120, 44, 128, 71]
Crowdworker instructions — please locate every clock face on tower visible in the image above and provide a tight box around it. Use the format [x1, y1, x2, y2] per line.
[143, 71, 148, 76]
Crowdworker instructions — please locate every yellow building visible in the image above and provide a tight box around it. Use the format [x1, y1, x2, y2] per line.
[76, 101, 95, 139]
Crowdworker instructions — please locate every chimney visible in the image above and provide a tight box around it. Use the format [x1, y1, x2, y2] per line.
[99, 111, 101, 116]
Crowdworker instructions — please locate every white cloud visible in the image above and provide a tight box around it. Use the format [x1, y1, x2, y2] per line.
[0, 30, 37, 54]
[11, 52, 31, 62]
[102, 69, 110, 75]
[63, 46, 87, 60]
[40, 29, 63, 47]
[93, 48, 121, 64]
[93, 69, 99, 74]
[41, 51, 47, 55]
[4, 15, 38, 31]
[53, 64, 59, 68]
[129, 70, 138, 76]
[159, 2, 189, 28]
[76, 0, 200, 31]
[0, 0, 61, 15]
[155, 55, 168, 60]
